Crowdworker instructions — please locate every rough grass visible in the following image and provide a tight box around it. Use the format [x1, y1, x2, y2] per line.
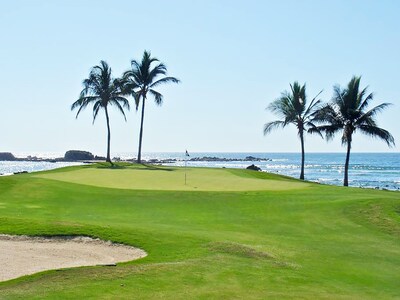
[0, 163, 399, 299]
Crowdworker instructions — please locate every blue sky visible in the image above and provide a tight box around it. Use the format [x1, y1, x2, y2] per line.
[0, 0, 399, 156]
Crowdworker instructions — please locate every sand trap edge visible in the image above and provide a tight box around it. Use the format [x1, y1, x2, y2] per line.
[0, 234, 147, 282]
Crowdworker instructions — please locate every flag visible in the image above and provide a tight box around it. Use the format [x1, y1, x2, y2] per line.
[185, 150, 190, 157]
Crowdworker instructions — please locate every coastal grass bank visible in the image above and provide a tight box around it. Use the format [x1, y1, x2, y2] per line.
[0, 163, 399, 299]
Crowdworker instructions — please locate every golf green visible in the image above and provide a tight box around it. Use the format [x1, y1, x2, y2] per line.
[36, 164, 309, 191]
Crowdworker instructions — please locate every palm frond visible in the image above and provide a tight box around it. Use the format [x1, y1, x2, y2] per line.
[358, 125, 395, 147]
[92, 101, 102, 123]
[112, 96, 130, 109]
[306, 122, 324, 138]
[332, 84, 346, 108]
[356, 103, 392, 125]
[347, 76, 361, 109]
[289, 81, 307, 114]
[303, 96, 322, 120]
[120, 78, 139, 96]
[149, 89, 163, 105]
[71, 96, 100, 117]
[128, 60, 144, 85]
[133, 92, 141, 110]
[314, 124, 342, 141]
[358, 91, 374, 111]
[268, 94, 296, 122]
[72, 61, 129, 125]
[110, 99, 128, 121]
[312, 104, 340, 124]
[149, 76, 180, 89]
[148, 63, 168, 81]
[73, 101, 88, 119]
[71, 98, 84, 111]
[263, 120, 287, 135]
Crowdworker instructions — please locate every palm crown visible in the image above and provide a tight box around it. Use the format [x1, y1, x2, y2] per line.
[71, 60, 130, 163]
[265, 82, 322, 135]
[122, 50, 180, 109]
[312, 76, 395, 186]
[122, 50, 180, 162]
[264, 82, 322, 179]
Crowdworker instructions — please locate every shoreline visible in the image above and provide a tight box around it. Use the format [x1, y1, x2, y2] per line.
[1, 152, 399, 191]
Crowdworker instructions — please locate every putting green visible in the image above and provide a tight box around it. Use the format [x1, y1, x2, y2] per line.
[35, 165, 309, 191]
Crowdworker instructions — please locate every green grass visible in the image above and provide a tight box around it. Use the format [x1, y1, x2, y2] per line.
[36, 163, 308, 191]
[0, 163, 399, 299]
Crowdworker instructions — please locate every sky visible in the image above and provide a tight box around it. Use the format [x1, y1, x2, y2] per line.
[0, 0, 399, 156]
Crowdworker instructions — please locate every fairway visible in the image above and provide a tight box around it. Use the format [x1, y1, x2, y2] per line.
[35, 164, 309, 191]
[0, 164, 399, 299]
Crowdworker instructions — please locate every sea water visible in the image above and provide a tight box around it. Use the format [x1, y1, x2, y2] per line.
[0, 152, 399, 190]
[0, 161, 83, 175]
[138, 152, 400, 190]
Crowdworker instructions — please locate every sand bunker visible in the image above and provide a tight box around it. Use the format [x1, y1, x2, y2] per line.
[0, 234, 147, 282]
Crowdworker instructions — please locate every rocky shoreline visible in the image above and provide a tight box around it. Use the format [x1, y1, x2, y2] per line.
[133, 155, 272, 164]
[0, 151, 271, 164]
[0, 151, 268, 176]
[0, 151, 105, 163]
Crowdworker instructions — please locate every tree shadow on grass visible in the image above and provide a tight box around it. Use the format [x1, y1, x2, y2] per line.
[94, 162, 128, 169]
[136, 164, 174, 172]
[94, 162, 174, 171]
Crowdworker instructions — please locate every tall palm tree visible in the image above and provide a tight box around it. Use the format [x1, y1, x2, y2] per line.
[312, 76, 395, 186]
[71, 61, 130, 164]
[122, 50, 180, 163]
[264, 82, 322, 180]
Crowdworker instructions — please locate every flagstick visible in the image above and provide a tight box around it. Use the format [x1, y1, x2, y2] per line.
[184, 157, 187, 185]
[184, 150, 190, 186]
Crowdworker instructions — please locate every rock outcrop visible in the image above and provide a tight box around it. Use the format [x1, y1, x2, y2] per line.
[246, 164, 262, 171]
[64, 150, 94, 161]
[0, 152, 16, 161]
[189, 156, 270, 162]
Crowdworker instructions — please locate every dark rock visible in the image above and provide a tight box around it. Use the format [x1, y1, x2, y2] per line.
[245, 156, 258, 161]
[246, 164, 261, 171]
[189, 156, 270, 162]
[94, 155, 106, 161]
[14, 171, 28, 175]
[26, 155, 39, 161]
[0, 152, 16, 161]
[64, 150, 94, 161]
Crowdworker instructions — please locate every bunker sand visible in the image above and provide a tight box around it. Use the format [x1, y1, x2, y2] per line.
[0, 235, 147, 282]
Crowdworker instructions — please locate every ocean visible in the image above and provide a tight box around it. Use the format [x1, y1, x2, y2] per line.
[1, 152, 399, 191]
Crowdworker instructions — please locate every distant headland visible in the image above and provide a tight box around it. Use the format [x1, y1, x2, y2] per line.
[0, 151, 271, 164]
[0, 151, 105, 163]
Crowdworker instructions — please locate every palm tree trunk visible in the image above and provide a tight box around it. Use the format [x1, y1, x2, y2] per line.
[343, 139, 352, 186]
[137, 98, 146, 163]
[104, 107, 112, 164]
[300, 131, 305, 180]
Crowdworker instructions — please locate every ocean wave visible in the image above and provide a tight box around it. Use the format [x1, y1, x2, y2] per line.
[271, 159, 289, 162]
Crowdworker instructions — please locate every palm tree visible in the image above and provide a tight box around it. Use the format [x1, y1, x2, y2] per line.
[264, 82, 322, 180]
[312, 76, 395, 186]
[71, 61, 130, 164]
[122, 50, 180, 163]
